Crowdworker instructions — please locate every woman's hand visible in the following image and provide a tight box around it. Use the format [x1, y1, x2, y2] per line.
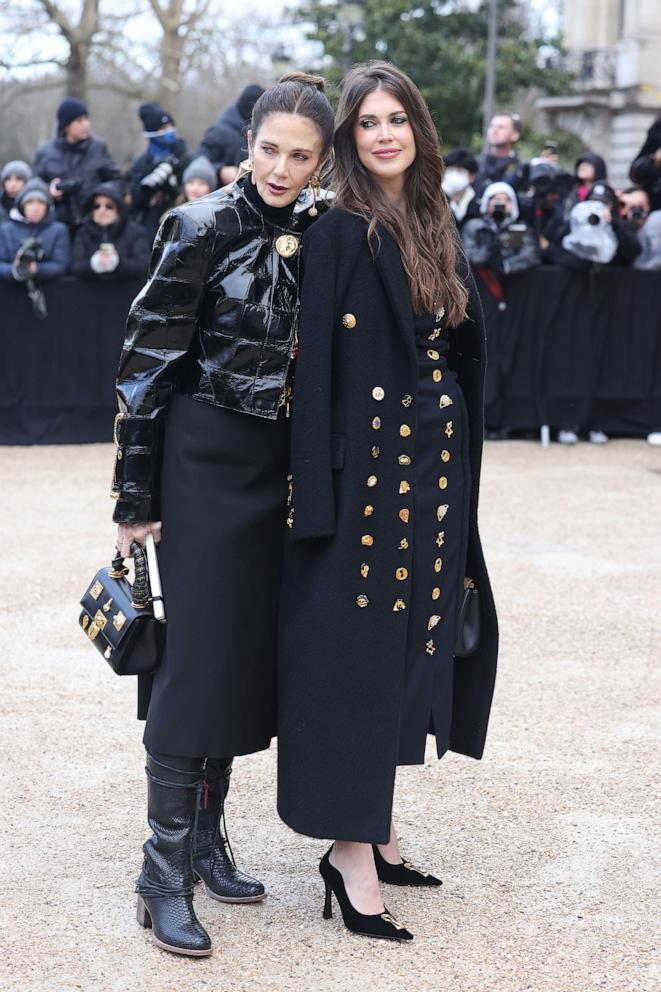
[116, 521, 162, 559]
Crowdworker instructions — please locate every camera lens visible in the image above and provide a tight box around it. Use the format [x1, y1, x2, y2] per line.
[587, 213, 600, 226]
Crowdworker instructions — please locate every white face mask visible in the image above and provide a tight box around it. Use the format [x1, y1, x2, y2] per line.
[443, 168, 471, 196]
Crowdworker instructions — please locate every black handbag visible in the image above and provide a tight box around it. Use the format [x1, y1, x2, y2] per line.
[454, 579, 480, 658]
[79, 542, 163, 675]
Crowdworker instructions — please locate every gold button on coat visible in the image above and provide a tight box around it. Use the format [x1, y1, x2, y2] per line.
[363, 505, 374, 517]
[399, 509, 410, 523]
[396, 567, 408, 580]
[427, 349, 440, 360]
[434, 558, 442, 572]
[399, 481, 411, 494]
[399, 538, 409, 550]
[432, 587, 441, 600]
[372, 387, 385, 401]
[400, 424, 411, 437]
[428, 615, 441, 630]
[438, 477, 448, 489]
[361, 535, 374, 546]
[371, 446, 380, 458]
[367, 475, 377, 487]
[437, 504, 448, 521]
[342, 313, 357, 329]
[441, 450, 450, 462]
[356, 594, 369, 607]
[393, 599, 406, 612]
[398, 454, 411, 466]
[360, 563, 370, 578]
[372, 416, 381, 430]
[439, 394, 453, 409]
[426, 640, 436, 655]
[433, 368, 442, 382]
[445, 421, 453, 437]
[401, 395, 413, 407]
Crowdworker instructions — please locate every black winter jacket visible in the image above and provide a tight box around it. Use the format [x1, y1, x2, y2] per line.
[32, 135, 122, 228]
[71, 209, 150, 280]
[129, 138, 192, 240]
[629, 118, 661, 212]
[197, 103, 247, 177]
[112, 179, 309, 523]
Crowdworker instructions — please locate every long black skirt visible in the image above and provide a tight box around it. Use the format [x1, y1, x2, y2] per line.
[140, 393, 290, 757]
[397, 317, 471, 765]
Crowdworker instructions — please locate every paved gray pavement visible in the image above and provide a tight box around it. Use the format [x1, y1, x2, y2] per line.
[1, 439, 659, 992]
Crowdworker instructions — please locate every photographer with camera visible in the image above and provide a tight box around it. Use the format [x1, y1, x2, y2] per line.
[474, 112, 522, 195]
[71, 182, 150, 281]
[0, 178, 70, 318]
[516, 160, 574, 257]
[462, 182, 540, 293]
[33, 98, 122, 231]
[129, 102, 192, 241]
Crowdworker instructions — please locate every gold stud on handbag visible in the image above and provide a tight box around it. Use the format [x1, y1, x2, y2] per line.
[79, 538, 165, 676]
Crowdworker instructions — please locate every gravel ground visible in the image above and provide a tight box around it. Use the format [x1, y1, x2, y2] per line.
[1, 439, 659, 992]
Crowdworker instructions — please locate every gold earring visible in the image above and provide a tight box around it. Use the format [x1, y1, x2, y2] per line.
[308, 174, 321, 217]
[236, 158, 253, 182]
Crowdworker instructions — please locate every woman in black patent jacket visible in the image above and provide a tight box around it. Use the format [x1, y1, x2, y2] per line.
[111, 74, 333, 958]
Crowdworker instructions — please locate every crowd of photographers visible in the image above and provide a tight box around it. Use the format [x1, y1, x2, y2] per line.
[0, 88, 264, 313]
[2, 96, 660, 441]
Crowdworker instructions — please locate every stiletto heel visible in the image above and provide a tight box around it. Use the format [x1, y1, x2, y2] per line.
[372, 845, 442, 887]
[136, 895, 152, 929]
[323, 880, 333, 919]
[318, 847, 413, 942]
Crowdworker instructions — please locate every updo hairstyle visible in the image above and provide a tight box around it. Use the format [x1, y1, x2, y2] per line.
[251, 72, 334, 158]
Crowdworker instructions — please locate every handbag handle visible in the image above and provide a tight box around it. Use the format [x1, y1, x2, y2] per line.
[110, 542, 151, 608]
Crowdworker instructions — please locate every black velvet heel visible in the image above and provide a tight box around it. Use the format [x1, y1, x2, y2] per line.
[372, 845, 442, 887]
[318, 848, 413, 942]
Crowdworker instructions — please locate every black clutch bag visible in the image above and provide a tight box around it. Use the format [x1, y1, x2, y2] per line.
[79, 542, 164, 676]
[454, 579, 480, 658]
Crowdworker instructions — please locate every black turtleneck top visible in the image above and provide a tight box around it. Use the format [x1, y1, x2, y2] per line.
[239, 175, 296, 227]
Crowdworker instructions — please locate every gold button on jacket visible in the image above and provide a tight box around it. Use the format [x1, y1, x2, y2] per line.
[342, 313, 357, 329]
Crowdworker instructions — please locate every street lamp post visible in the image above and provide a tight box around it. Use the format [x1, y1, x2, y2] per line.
[337, 0, 365, 72]
[482, 0, 499, 152]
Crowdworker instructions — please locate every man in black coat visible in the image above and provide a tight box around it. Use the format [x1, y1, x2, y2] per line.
[474, 112, 522, 195]
[33, 98, 122, 230]
[197, 84, 264, 187]
[129, 102, 192, 242]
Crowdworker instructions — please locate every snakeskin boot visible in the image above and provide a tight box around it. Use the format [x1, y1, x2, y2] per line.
[193, 758, 266, 903]
[135, 751, 212, 956]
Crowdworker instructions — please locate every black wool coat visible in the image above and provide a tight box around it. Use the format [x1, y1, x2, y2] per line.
[277, 207, 498, 844]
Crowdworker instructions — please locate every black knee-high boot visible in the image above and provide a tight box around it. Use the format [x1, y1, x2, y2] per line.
[193, 758, 266, 903]
[136, 751, 212, 956]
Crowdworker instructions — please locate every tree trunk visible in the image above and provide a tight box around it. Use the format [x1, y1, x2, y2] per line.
[66, 42, 88, 100]
[157, 26, 185, 118]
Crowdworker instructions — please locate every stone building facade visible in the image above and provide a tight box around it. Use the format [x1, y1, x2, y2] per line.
[537, 0, 661, 186]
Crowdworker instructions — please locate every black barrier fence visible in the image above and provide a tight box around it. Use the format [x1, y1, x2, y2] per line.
[1, 269, 660, 445]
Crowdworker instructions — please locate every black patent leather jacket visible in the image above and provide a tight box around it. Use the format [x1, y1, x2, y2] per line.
[112, 180, 317, 523]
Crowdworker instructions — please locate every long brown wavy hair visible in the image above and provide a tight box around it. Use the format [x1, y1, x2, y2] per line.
[334, 61, 468, 326]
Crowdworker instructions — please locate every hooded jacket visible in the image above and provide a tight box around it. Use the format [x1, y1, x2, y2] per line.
[71, 182, 151, 280]
[197, 103, 249, 176]
[0, 205, 70, 281]
[461, 182, 540, 274]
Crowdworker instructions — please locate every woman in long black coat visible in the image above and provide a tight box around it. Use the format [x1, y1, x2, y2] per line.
[278, 62, 498, 942]
[111, 74, 334, 958]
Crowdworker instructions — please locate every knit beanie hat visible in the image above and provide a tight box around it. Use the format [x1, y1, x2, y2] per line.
[139, 102, 175, 134]
[16, 177, 53, 212]
[182, 156, 216, 189]
[57, 98, 89, 134]
[237, 85, 265, 121]
[1, 160, 32, 183]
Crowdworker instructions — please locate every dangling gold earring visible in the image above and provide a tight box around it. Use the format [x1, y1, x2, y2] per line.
[308, 174, 321, 216]
[236, 158, 253, 182]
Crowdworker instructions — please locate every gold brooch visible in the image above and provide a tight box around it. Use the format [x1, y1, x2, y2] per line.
[275, 234, 300, 258]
